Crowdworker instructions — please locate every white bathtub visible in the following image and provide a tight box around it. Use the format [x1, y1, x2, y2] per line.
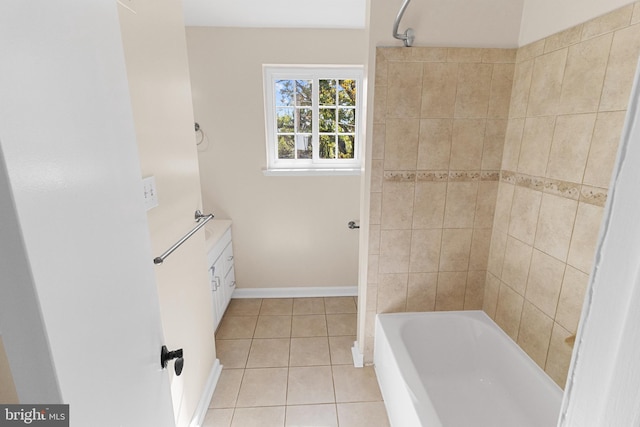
[374, 311, 562, 427]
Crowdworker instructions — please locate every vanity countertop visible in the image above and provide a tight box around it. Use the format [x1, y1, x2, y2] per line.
[204, 219, 232, 253]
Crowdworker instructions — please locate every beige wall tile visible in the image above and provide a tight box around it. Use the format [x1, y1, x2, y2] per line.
[421, 62, 459, 118]
[384, 119, 419, 170]
[508, 186, 542, 245]
[482, 120, 508, 170]
[509, 61, 533, 118]
[487, 228, 507, 276]
[493, 182, 515, 232]
[469, 228, 492, 270]
[494, 283, 524, 340]
[365, 283, 377, 310]
[454, 63, 493, 118]
[379, 230, 412, 273]
[435, 271, 468, 310]
[413, 182, 447, 229]
[483, 272, 501, 318]
[567, 202, 604, 273]
[525, 249, 566, 317]
[545, 322, 574, 388]
[372, 124, 385, 160]
[368, 224, 380, 255]
[556, 265, 589, 334]
[488, 64, 515, 118]
[370, 159, 383, 193]
[544, 25, 583, 53]
[634, 2, 640, 24]
[501, 236, 533, 295]
[475, 182, 498, 228]
[380, 181, 414, 230]
[502, 118, 525, 170]
[386, 62, 423, 118]
[444, 182, 479, 228]
[448, 48, 483, 63]
[417, 119, 452, 170]
[547, 113, 597, 183]
[516, 40, 545, 63]
[439, 228, 473, 271]
[584, 111, 627, 188]
[375, 53, 388, 86]
[377, 273, 408, 313]
[482, 48, 517, 63]
[369, 191, 382, 225]
[518, 116, 556, 177]
[534, 193, 579, 262]
[601, 23, 640, 111]
[464, 270, 486, 309]
[517, 302, 554, 368]
[373, 85, 387, 124]
[581, 4, 633, 40]
[407, 272, 438, 311]
[559, 34, 612, 114]
[409, 229, 442, 272]
[528, 49, 567, 117]
[450, 119, 486, 170]
[411, 47, 448, 62]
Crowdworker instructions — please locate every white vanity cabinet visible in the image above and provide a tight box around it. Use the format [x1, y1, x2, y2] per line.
[205, 220, 235, 331]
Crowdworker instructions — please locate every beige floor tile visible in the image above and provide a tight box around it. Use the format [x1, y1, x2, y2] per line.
[332, 366, 383, 403]
[231, 406, 285, 427]
[329, 336, 356, 365]
[216, 339, 251, 369]
[292, 297, 325, 315]
[326, 314, 357, 336]
[210, 369, 244, 409]
[285, 404, 338, 427]
[324, 297, 357, 314]
[254, 315, 292, 338]
[287, 366, 336, 405]
[289, 337, 331, 367]
[337, 402, 390, 427]
[236, 368, 288, 407]
[291, 315, 327, 337]
[260, 298, 294, 315]
[246, 338, 290, 368]
[225, 299, 262, 316]
[216, 316, 258, 339]
[202, 408, 234, 427]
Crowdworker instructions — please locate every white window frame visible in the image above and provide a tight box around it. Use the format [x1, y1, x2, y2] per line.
[262, 65, 364, 176]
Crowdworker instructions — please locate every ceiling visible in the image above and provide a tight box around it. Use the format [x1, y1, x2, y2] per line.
[182, 0, 367, 28]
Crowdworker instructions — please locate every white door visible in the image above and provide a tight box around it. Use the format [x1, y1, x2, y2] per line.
[0, 1, 175, 426]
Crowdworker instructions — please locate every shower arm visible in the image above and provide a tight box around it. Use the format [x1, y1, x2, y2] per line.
[392, 0, 415, 47]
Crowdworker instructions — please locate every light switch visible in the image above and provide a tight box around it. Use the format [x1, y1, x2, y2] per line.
[142, 176, 158, 211]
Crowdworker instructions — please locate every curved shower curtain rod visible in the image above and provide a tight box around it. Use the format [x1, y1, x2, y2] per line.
[393, 0, 415, 47]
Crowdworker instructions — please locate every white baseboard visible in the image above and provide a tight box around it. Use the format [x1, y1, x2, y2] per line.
[232, 286, 358, 299]
[351, 340, 364, 368]
[189, 359, 223, 427]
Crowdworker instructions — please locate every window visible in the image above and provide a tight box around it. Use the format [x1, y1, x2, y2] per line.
[263, 65, 364, 175]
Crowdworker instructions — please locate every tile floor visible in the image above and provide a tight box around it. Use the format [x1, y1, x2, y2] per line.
[203, 297, 390, 427]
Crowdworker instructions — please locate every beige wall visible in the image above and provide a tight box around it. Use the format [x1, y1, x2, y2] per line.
[118, 2, 215, 425]
[186, 28, 367, 289]
[484, 3, 640, 387]
[0, 335, 18, 404]
[520, 0, 637, 45]
[363, 47, 515, 360]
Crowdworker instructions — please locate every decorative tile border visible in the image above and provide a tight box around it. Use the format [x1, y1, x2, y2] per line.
[501, 170, 608, 207]
[384, 170, 500, 183]
[383, 171, 416, 182]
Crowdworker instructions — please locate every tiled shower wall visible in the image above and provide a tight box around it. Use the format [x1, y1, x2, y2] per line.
[484, 3, 640, 387]
[365, 47, 516, 358]
[365, 2, 640, 388]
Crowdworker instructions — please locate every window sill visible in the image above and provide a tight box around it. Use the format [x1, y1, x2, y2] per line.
[262, 168, 361, 177]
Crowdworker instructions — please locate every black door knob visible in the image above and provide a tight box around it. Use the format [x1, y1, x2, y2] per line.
[161, 345, 184, 376]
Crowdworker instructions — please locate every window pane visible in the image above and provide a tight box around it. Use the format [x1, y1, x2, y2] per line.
[319, 135, 336, 159]
[296, 135, 313, 159]
[338, 108, 355, 133]
[297, 108, 312, 133]
[275, 80, 294, 106]
[278, 135, 295, 159]
[276, 108, 294, 132]
[296, 80, 312, 106]
[319, 108, 336, 132]
[319, 79, 336, 106]
[338, 79, 356, 106]
[338, 135, 355, 159]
